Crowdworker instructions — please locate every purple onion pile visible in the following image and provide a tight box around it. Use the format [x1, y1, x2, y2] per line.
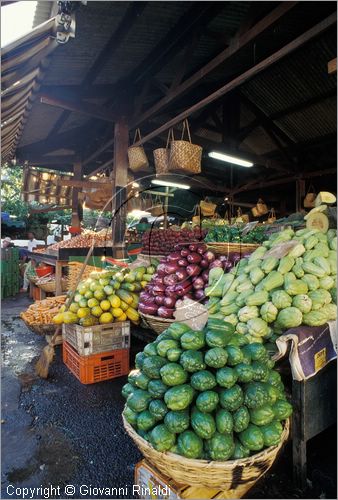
[138, 243, 237, 319]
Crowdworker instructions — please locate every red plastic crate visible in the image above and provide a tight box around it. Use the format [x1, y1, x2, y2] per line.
[63, 341, 129, 384]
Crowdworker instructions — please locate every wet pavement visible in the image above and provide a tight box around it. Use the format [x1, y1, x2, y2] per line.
[1, 295, 337, 499]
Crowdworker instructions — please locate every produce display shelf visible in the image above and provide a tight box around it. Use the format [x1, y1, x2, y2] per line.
[45, 246, 116, 260]
[28, 252, 68, 297]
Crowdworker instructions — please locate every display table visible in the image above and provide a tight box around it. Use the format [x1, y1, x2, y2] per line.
[28, 252, 68, 296]
[274, 323, 337, 490]
[292, 361, 337, 489]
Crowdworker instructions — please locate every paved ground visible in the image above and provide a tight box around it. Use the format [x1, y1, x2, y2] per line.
[1, 295, 337, 499]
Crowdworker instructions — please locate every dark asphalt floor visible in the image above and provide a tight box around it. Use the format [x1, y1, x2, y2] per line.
[1, 295, 337, 499]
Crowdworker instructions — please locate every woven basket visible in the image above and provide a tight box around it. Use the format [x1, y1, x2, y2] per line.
[206, 242, 259, 257]
[138, 253, 166, 260]
[128, 129, 149, 172]
[123, 415, 289, 492]
[22, 318, 56, 336]
[28, 275, 38, 285]
[153, 129, 173, 174]
[38, 278, 68, 293]
[168, 120, 202, 174]
[139, 312, 174, 335]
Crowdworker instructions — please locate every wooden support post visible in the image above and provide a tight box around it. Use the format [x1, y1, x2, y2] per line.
[296, 179, 305, 212]
[71, 159, 83, 232]
[163, 187, 169, 229]
[112, 119, 129, 247]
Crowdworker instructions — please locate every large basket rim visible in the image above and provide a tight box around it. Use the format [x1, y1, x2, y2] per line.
[206, 242, 259, 249]
[22, 318, 56, 335]
[123, 413, 290, 469]
[139, 312, 174, 324]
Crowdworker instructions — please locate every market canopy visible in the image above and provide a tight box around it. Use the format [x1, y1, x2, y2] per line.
[1, 1, 337, 201]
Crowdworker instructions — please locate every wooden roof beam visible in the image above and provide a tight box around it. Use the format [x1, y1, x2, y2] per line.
[239, 93, 295, 146]
[131, 13, 336, 147]
[131, 2, 298, 128]
[239, 93, 297, 166]
[40, 94, 117, 123]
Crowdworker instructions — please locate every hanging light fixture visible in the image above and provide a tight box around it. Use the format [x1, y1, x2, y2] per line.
[208, 151, 254, 168]
[151, 179, 190, 189]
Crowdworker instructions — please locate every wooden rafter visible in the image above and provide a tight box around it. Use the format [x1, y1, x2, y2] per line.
[57, 179, 112, 189]
[40, 94, 116, 123]
[239, 93, 295, 146]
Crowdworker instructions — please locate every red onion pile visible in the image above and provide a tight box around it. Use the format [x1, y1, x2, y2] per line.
[141, 228, 208, 256]
[139, 243, 219, 319]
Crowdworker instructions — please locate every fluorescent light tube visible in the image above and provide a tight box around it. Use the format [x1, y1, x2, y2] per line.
[151, 179, 190, 189]
[209, 151, 254, 167]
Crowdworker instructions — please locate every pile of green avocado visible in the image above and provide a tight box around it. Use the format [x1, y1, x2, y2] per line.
[122, 319, 292, 461]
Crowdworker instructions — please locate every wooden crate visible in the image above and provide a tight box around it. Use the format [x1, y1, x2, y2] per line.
[134, 460, 229, 500]
[62, 321, 130, 356]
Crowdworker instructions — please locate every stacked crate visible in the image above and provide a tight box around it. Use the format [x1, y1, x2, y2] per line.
[1, 247, 20, 299]
[62, 321, 130, 384]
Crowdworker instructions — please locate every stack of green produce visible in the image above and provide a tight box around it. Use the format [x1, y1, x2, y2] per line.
[122, 319, 292, 460]
[53, 262, 158, 326]
[204, 225, 267, 244]
[206, 228, 337, 344]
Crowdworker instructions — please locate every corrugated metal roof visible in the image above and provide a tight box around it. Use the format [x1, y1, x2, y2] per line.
[43, 2, 131, 85]
[3, 1, 336, 173]
[239, 29, 337, 145]
[241, 31, 336, 115]
[1, 8, 76, 160]
[32, 1, 55, 28]
[1, 18, 58, 160]
[276, 97, 337, 142]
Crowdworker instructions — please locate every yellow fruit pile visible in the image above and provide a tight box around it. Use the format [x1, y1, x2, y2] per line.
[53, 265, 155, 327]
[67, 261, 101, 291]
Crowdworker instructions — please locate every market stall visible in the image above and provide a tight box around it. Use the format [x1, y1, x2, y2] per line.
[2, 1, 337, 498]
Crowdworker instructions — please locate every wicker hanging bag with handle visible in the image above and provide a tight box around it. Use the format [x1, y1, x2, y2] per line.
[153, 129, 174, 175]
[168, 119, 202, 174]
[251, 198, 268, 217]
[267, 207, 277, 223]
[303, 183, 316, 208]
[141, 192, 152, 211]
[200, 197, 217, 217]
[128, 128, 149, 172]
[151, 195, 164, 217]
[192, 204, 201, 225]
